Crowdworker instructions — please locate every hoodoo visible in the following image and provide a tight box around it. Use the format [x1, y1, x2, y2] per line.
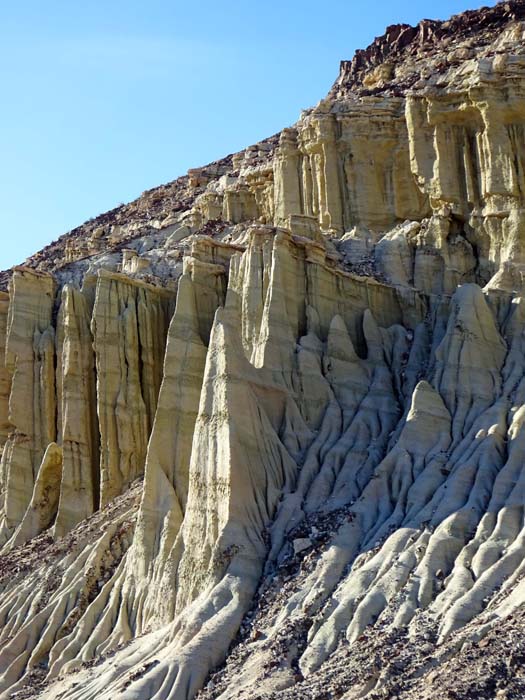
[2, 1, 525, 698]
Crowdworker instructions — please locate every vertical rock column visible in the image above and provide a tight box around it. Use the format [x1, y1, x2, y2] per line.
[273, 128, 303, 227]
[314, 114, 344, 235]
[91, 271, 174, 506]
[0, 268, 56, 539]
[0, 291, 11, 455]
[54, 285, 100, 537]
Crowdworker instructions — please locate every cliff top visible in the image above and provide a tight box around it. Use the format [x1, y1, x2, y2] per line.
[332, 0, 525, 96]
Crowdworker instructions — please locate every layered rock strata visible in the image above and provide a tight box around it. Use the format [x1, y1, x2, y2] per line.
[3, 2, 525, 700]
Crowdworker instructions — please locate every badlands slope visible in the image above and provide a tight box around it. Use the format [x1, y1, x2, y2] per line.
[2, 2, 525, 698]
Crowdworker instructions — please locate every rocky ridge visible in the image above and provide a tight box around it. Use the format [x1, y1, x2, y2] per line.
[2, 1, 525, 699]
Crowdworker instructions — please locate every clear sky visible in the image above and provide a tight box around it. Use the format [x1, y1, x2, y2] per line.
[1, 0, 496, 269]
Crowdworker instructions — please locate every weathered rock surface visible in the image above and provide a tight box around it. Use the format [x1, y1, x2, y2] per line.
[0, 269, 56, 542]
[3, 2, 525, 699]
[54, 285, 98, 537]
[0, 293, 10, 453]
[90, 272, 174, 506]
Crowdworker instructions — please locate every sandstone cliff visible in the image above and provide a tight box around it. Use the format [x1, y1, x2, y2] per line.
[2, 2, 525, 699]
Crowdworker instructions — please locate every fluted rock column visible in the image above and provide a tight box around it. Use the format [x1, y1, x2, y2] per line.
[315, 114, 344, 234]
[273, 128, 303, 227]
[0, 291, 11, 454]
[0, 268, 56, 537]
[54, 285, 99, 537]
[91, 271, 174, 506]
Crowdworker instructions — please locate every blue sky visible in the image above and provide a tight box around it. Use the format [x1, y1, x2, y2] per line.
[1, 0, 496, 269]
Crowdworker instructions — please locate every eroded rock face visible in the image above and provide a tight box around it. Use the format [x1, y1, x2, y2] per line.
[0, 293, 10, 453]
[90, 271, 175, 506]
[54, 285, 98, 537]
[0, 269, 56, 541]
[3, 3, 525, 700]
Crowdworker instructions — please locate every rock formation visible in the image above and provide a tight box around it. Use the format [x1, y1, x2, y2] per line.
[3, 2, 525, 699]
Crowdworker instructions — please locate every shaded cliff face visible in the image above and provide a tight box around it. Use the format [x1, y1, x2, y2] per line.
[3, 3, 525, 700]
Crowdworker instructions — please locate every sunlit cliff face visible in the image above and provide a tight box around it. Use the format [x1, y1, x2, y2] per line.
[2, 3, 525, 700]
